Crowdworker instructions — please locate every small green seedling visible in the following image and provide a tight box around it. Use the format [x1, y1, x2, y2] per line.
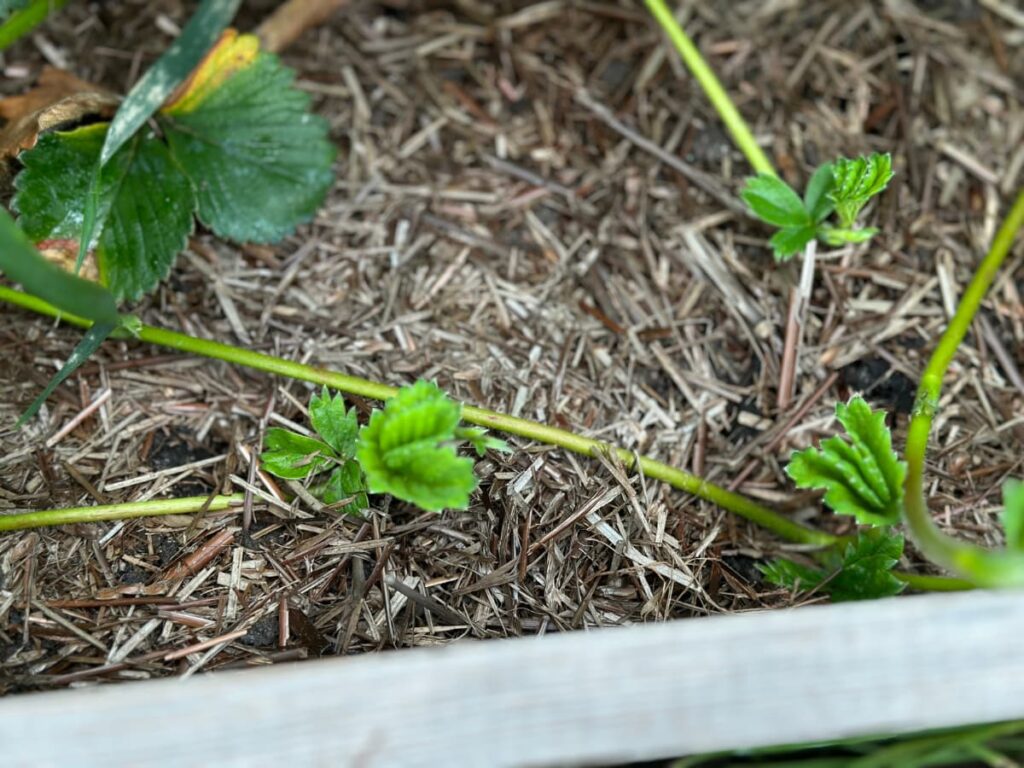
[742, 153, 894, 260]
[762, 395, 1024, 600]
[261, 381, 508, 514]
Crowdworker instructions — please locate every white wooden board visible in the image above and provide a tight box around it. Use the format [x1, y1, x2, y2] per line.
[2, 589, 1023, 767]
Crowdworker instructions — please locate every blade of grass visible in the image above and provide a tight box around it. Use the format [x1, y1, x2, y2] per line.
[75, 0, 242, 272]
[0, 208, 118, 323]
[16, 321, 116, 425]
[0, 0, 71, 51]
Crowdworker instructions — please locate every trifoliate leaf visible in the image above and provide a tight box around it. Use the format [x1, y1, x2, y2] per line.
[159, 30, 336, 244]
[741, 173, 811, 228]
[761, 528, 905, 602]
[12, 28, 334, 302]
[13, 123, 196, 301]
[313, 460, 369, 515]
[309, 387, 359, 459]
[803, 162, 835, 223]
[786, 396, 906, 527]
[261, 427, 336, 480]
[356, 380, 477, 512]
[829, 153, 893, 228]
[455, 426, 511, 457]
[769, 224, 816, 261]
[1001, 480, 1024, 552]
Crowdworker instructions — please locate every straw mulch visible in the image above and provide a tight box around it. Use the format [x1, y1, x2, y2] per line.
[1, 0, 1022, 692]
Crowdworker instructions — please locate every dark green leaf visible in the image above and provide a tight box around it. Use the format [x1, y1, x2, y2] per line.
[356, 380, 477, 512]
[769, 225, 816, 261]
[14, 124, 196, 301]
[314, 460, 369, 515]
[761, 529, 905, 602]
[740, 173, 811, 228]
[827, 528, 905, 602]
[787, 396, 906, 527]
[309, 387, 359, 459]
[455, 426, 511, 457]
[159, 31, 336, 243]
[0, 207, 119, 323]
[261, 427, 336, 480]
[99, 0, 241, 164]
[1001, 480, 1024, 552]
[803, 162, 835, 223]
[18, 321, 116, 425]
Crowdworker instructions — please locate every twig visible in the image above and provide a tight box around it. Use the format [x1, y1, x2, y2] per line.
[257, 0, 350, 54]
[777, 240, 817, 411]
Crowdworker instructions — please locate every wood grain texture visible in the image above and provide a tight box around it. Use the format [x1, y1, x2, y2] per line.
[2, 589, 1024, 767]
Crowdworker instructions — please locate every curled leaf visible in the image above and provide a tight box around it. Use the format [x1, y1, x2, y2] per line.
[356, 380, 477, 512]
[786, 396, 906, 526]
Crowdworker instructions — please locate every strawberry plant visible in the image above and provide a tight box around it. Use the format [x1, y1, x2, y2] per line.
[261, 382, 508, 514]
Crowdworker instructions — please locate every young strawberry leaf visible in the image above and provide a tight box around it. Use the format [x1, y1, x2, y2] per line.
[761, 528, 905, 602]
[309, 387, 358, 459]
[786, 396, 906, 527]
[829, 153, 893, 228]
[159, 30, 336, 244]
[741, 173, 811, 229]
[769, 224, 817, 260]
[313, 460, 369, 515]
[1001, 480, 1024, 552]
[819, 225, 879, 247]
[455, 426, 511, 457]
[14, 124, 196, 301]
[803, 161, 835, 223]
[261, 427, 336, 480]
[356, 380, 477, 512]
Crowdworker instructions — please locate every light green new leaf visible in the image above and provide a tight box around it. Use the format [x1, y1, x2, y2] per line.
[819, 225, 879, 247]
[830, 153, 893, 228]
[741, 173, 811, 228]
[261, 427, 336, 480]
[803, 161, 835, 223]
[1001, 480, 1024, 552]
[14, 124, 196, 301]
[159, 31, 336, 244]
[356, 380, 477, 512]
[455, 426, 511, 457]
[309, 387, 359, 459]
[0, 207, 119, 323]
[769, 224, 816, 261]
[786, 396, 906, 526]
[314, 460, 369, 515]
[761, 528, 905, 602]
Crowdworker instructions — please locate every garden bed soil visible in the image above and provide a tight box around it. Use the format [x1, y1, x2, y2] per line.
[1, 0, 1022, 692]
